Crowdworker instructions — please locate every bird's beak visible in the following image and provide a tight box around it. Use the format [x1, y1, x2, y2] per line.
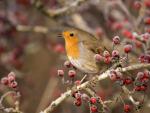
[57, 33, 63, 38]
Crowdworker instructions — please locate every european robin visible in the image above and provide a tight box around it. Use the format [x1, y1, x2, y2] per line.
[61, 28, 105, 74]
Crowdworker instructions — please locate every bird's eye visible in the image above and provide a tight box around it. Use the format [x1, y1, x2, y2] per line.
[70, 33, 74, 37]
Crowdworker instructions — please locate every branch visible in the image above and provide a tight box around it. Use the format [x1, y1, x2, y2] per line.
[41, 63, 150, 113]
[16, 25, 48, 34]
[33, 0, 88, 18]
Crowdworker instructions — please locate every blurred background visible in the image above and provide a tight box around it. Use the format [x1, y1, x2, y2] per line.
[0, 0, 150, 113]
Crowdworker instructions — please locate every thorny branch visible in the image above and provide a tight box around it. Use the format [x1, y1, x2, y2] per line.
[41, 63, 150, 113]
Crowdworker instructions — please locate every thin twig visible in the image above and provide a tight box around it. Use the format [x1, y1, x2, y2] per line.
[33, 0, 88, 18]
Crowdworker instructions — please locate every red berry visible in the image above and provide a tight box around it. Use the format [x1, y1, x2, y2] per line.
[134, 40, 142, 48]
[90, 105, 98, 112]
[144, 17, 150, 24]
[95, 27, 104, 37]
[137, 72, 144, 79]
[74, 100, 82, 106]
[124, 78, 132, 85]
[64, 60, 72, 68]
[144, 70, 150, 79]
[109, 73, 117, 81]
[16, 0, 30, 6]
[124, 104, 131, 112]
[54, 44, 65, 53]
[10, 81, 18, 89]
[144, 1, 150, 7]
[7, 72, 16, 83]
[141, 33, 150, 42]
[139, 54, 145, 63]
[103, 50, 110, 58]
[68, 70, 76, 78]
[122, 29, 134, 39]
[134, 86, 141, 91]
[140, 77, 149, 83]
[57, 70, 64, 77]
[74, 80, 81, 85]
[112, 50, 119, 57]
[75, 93, 82, 101]
[133, 1, 141, 10]
[90, 97, 97, 104]
[140, 85, 147, 91]
[109, 70, 122, 81]
[113, 36, 120, 45]
[1, 77, 8, 85]
[94, 54, 103, 62]
[145, 27, 150, 33]
[124, 44, 132, 53]
[112, 22, 123, 31]
[104, 57, 111, 64]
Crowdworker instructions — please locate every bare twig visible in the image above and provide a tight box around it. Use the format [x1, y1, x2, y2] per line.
[41, 63, 150, 113]
[16, 25, 48, 34]
[33, 0, 88, 18]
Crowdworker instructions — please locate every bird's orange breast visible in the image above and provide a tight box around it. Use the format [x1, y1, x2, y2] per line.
[64, 36, 80, 59]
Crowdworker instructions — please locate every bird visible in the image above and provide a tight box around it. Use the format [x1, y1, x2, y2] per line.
[61, 27, 105, 74]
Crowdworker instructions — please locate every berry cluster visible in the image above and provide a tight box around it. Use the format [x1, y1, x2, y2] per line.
[109, 69, 150, 91]
[1, 72, 18, 89]
[134, 71, 150, 91]
[72, 91, 101, 113]
[94, 35, 134, 66]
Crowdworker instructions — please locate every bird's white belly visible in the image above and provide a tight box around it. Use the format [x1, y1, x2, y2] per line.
[68, 56, 98, 73]
[67, 42, 98, 73]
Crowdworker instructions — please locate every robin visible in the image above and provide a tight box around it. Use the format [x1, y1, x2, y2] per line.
[61, 27, 105, 74]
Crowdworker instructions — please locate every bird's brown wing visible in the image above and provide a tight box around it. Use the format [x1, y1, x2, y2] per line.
[80, 33, 104, 54]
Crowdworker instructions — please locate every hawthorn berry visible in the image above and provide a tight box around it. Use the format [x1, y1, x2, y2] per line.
[134, 86, 141, 91]
[144, 17, 150, 24]
[124, 104, 131, 112]
[90, 105, 98, 112]
[90, 97, 97, 104]
[104, 57, 111, 64]
[141, 33, 150, 42]
[74, 100, 82, 106]
[74, 80, 81, 85]
[109, 70, 122, 81]
[68, 70, 76, 78]
[7, 72, 16, 83]
[94, 54, 103, 62]
[113, 36, 120, 45]
[112, 23, 123, 31]
[54, 44, 65, 53]
[124, 44, 132, 53]
[122, 29, 135, 39]
[75, 93, 82, 101]
[10, 81, 18, 89]
[137, 72, 144, 79]
[144, 1, 150, 7]
[109, 72, 118, 81]
[95, 27, 104, 37]
[112, 50, 119, 57]
[64, 60, 72, 68]
[133, 1, 141, 10]
[140, 85, 147, 91]
[1, 77, 8, 85]
[123, 77, 133, 85]
[57, 69, 64, 77]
